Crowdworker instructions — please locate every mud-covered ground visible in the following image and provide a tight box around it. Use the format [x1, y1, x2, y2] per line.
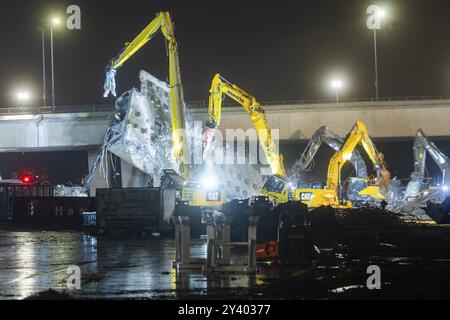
[1, 209, 450, 300]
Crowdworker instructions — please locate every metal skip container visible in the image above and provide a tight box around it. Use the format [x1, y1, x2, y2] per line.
[96, 188, 176, 233]
[13, 197, 95, 229]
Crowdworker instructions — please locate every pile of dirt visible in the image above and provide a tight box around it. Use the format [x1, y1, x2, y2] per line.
[337, 206, 404, 231]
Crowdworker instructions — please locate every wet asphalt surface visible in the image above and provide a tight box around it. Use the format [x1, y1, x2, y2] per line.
[2, 211, 450, 300]
[0, 231, 262, 300]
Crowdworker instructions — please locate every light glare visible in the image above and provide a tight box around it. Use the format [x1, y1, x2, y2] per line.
[376, 8, 387, 19]
[17, 92, 30, 101]
[201, 174, 218, 189]
[51, 17, 62, 26]
[331, 80, 343, 89]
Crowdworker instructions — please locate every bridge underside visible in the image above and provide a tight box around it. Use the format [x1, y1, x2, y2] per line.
[0, 99, 449, 153]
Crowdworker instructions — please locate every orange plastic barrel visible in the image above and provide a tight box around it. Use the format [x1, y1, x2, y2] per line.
[256, 241, 279, 261]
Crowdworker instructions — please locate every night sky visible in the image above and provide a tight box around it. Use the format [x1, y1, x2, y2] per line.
[0, 0, 449, 108]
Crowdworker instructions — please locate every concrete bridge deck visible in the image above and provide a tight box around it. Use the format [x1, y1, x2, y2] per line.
[0, 98, 449, 152]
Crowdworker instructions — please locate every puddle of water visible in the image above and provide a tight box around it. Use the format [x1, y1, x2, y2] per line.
[0, 230, 281, 299]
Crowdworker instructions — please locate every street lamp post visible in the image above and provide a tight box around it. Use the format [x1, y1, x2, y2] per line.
[50, 17, 61, 112]
[40, 17, 61, 111]
[373, 27, 379, 100]
[41, 27, 46, 107]
[50, 25, 55, 111]
[367, 5, 386, 100]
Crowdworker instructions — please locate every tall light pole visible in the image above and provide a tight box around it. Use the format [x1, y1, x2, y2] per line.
[41, 27, 46, 107]
[331, 79, 344, 103]
[50, 17, 61, 112]
[367, 5, 386, 100]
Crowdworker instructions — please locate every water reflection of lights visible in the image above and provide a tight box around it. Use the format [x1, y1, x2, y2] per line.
[10, 235, 37, 299]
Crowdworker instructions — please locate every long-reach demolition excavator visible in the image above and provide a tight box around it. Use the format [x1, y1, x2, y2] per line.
[103, 12, 226, 207]
[204, 74, 288, 196]
[103, 12, 188, 178]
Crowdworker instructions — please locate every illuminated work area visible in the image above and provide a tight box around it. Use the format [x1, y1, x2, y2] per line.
[1, 1, 450, 305]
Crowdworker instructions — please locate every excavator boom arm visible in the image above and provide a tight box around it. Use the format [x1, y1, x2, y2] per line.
[111, 12, 172, 69]
[106, 11, 189, 179]
[207, 74, 287, 178]
[414, 129, 450, 184]
[291, 126, 369, 179]
[327, 121, 387, 192]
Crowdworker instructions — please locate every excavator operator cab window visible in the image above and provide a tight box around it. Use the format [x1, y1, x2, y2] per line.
[347, 177, 369, 201]
[263, 176, 287, 194]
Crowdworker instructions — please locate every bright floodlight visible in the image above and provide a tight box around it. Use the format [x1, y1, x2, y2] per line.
[442, 185, 449, 192]
[201, 173, 218, 189]
[331, 80, 343, 89]
[376, 8, 387, 19]
[51, 17, 62, 26]
[17, 92, 30, 101]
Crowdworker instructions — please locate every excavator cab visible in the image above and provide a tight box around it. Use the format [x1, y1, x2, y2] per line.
[261, 175, 290, 204]
[347, 177, 385, 202]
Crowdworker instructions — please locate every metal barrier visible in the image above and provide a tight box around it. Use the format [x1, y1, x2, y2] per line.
[0, 104, 115, 115]
[1, 96, 450, 115]
[187, 95, 450, 109]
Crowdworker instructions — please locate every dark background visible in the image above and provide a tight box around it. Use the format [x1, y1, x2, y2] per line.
[0, 0, 449, 107]
[0, 151, 87, 184]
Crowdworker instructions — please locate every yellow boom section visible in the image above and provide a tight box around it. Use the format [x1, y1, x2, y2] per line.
[208, 74, 287, 178]
[108, 11, 189, 179]
[327, 121, 389, 193]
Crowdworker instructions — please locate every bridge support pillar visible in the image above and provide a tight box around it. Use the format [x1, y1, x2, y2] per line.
[121, 160, 148, 188]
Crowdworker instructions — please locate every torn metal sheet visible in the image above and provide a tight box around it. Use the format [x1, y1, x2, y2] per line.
[106, 71, 191, 180]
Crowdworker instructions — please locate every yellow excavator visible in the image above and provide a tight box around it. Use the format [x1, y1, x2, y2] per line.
[266, 121, 390, 209]
[204, 76, 389, 209]
[297, 121, 390, 208]
[268, 121, 390, 208]
[204, 74, 289, 199]
[104, 12, 226, 207]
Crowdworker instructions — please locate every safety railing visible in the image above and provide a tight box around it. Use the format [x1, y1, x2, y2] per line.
[0, 104, 115, 116]
[187, 95, 450, 109]
[0, 95, 449, 115]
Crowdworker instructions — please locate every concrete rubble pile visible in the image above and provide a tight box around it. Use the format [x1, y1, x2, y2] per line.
[54, 185, 88, 197]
